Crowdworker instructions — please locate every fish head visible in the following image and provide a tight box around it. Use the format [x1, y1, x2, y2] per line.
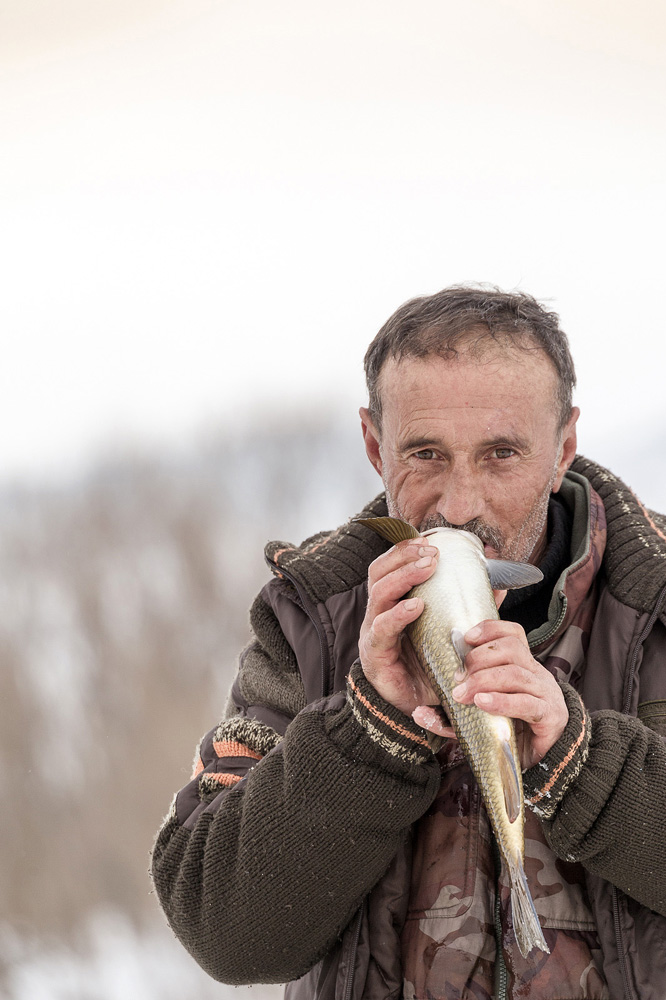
[420, 525, 486, 557]
[419, 526, 543, 591]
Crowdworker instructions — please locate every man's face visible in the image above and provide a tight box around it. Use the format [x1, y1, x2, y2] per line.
[360, 343, 579, 564]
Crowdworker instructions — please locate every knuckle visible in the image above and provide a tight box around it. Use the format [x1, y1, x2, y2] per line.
[367, 630, 382, 650]
[462, 649, 478, 671]
[367, 554, 384, 582]
[520, 666, 536, 687]
[500, 618, 524, 636]
[509, 636, 526, 658]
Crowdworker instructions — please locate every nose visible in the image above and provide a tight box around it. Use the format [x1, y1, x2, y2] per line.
[435, 468, 485, 527]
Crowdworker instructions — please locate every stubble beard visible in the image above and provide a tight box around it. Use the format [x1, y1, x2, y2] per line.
[384, 467, 558, 565]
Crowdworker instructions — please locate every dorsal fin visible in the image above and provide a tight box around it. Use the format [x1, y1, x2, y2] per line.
[355, 516, 421, 545]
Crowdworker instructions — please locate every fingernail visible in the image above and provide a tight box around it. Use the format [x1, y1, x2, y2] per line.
[404, 598, 419, 611]
[465, 625, 481, 641]
[418, 545, 438, 557]
[415, 556, 432, 568]
[454, 668, 465, 683]
[413, 707, 435, 726]
[452, 682, 467, 701]
[475, 693, 491, 706]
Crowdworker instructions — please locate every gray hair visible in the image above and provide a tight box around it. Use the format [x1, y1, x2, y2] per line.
[364, 285, 576, 431]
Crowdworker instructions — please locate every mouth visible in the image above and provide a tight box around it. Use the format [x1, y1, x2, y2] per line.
[418, 514, 505, 554]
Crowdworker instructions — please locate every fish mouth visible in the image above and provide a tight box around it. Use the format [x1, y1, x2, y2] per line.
[418, 515, 505, 553]
[421, 525, 487, 552]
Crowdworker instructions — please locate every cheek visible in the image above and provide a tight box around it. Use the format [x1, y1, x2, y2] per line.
[484, 476, 522, 509]
[387, 465, 443, 511]
[484, 473, 549, 525]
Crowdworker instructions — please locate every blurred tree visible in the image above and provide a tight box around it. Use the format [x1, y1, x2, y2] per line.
[0, 413, 377, 992]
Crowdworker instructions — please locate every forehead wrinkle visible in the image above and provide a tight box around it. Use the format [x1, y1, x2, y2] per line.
[377, 347, 561, 421]
[377, 351, 562, 456]
[394, 400, 531, 449]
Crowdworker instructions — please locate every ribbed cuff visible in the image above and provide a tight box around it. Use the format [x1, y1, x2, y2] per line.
[345, 659, 434, 767]
[523, 682, 591, 819]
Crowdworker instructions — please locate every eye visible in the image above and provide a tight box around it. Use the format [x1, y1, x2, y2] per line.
[491, 447, 515, 460]
[413, 449, 438, 460]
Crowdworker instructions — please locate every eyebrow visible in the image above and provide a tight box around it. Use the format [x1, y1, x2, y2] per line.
[399, 436, 440, 453]
[399, 433, 531, 454]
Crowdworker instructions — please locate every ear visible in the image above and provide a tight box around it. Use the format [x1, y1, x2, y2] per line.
[552, 406, 580, 493]
[359, 407, 383, 478]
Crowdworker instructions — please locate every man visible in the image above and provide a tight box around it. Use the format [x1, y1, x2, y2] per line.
[152, 287, 666, 1000]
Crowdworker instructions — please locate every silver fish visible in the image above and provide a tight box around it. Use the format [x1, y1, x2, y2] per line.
[359, 516, 550, 957]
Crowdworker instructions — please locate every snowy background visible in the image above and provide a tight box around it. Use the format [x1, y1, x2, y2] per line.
[1, 1, 665, 997]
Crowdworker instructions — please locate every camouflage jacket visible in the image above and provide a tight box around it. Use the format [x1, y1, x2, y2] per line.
[151, 458, 666, 1000]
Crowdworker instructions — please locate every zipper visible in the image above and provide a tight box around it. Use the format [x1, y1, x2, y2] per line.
[612, 887, 635, 1000]
[613, 581, 666, 1000]
[266, 558, 333, 699]
[491, 833, 508, 1000]
[342, 904, 364, 1000]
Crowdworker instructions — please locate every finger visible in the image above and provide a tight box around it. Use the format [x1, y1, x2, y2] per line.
[452, 660, 542, 702]
[462, 636, 534, 675]
[367, 549, 439, 616]
[473, 690, 568, 766]
[367, 539, 438, 587]
[362, 597, 424, 656]
[463, 618, 528, 647]
[412, 705, 457, 739]
[471, 689, 546, 722]
[493, 588, 507, 609]
[471, 689, 567, 739]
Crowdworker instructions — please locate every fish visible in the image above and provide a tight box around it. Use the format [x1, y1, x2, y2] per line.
[357, 516, 550, 958]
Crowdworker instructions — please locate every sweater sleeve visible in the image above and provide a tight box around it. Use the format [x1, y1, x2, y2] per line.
[523, 682, 666, 917]
[150, 584, 441, 986]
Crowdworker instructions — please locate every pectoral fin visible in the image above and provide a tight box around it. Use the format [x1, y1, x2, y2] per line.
[451, 627, 472, 671]
[486, 559, 543, 590]
[355, 516, 421, 544]
[499, 738, 522, 824]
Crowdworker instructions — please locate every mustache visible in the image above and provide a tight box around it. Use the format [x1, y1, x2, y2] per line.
[418, 514, 505, 552]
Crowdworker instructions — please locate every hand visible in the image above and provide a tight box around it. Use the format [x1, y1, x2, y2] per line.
[435, 619, 569, 768]
[359, 538, 441, 717]
[411, 584, 508, 742]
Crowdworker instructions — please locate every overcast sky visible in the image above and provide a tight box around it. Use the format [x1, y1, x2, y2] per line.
[1, 0, 665, 505]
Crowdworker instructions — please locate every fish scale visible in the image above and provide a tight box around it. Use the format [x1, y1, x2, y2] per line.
[358, 517, 549, 958]
[409, 530, 525, 877]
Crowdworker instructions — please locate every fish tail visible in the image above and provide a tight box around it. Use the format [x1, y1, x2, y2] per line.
[508, 858, 550, 957]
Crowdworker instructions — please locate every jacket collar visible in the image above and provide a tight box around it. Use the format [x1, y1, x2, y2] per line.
[527, 471, 606, 652]
[572, 455, 666, 613]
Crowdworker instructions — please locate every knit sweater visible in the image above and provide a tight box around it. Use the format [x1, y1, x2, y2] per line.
[151, 458, 666, 998]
